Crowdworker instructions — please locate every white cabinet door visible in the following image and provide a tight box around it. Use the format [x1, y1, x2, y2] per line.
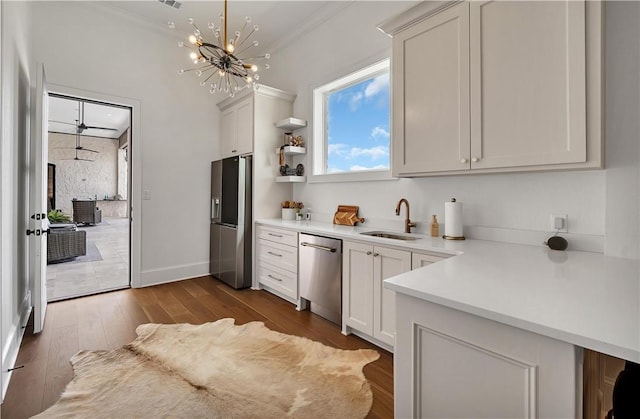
[392, 2, 470, 175]
[343, 241, 374, 335]
[220, 96, 254, 158]
[221, 107, 237, 158]
[469, 0, 586, 169]
[373, 247, 411, 347]
[411, 252, 446, 270]
[235, 97, 253, 156]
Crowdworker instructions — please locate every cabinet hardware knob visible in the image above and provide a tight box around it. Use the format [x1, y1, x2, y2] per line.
[373, 253, 379, 257]
[460, 158, 468, 164]
[471, 156, 479, 162]
[366, 251, 372, 255]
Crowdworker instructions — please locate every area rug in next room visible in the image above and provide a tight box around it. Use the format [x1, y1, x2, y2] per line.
[33, 318, 380, 418]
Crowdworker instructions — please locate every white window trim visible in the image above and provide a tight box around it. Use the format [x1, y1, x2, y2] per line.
[309, 58, 395, 183]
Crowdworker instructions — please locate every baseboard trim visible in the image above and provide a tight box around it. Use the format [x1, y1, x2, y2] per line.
[138, 262, 210, 288]
[1, 293, 32, 402]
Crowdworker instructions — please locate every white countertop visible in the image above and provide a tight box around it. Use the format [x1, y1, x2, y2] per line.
[256, 219, 640, 362]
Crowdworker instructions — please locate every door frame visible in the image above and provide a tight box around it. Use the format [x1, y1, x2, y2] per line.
[47, 84, 142, 288]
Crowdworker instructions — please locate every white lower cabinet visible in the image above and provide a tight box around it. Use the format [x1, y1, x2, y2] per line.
[256, 225, 298, 303]
[411, 252, 446, 270]
[342, 241, 411, 349]
[395, 292, 580, 418]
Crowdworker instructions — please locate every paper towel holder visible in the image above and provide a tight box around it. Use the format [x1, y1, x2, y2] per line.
[443, 198, 465, 240]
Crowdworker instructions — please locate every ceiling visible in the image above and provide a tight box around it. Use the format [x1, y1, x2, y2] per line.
[48, 96, 131, 139]
[109, 1, 345, 54]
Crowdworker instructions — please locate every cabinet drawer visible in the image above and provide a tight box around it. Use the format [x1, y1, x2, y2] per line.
[256, 225, 298, 247]
[257, 262, 297, 299]
[257, 239, 298, 273]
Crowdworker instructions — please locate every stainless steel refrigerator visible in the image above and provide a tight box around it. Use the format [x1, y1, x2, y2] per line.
[210, 156, 252, 289]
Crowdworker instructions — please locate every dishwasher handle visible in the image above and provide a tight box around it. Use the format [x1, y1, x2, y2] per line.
[300, 241, 337, 253]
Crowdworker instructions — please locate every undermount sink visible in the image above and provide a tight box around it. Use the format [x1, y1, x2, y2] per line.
[360, 230, 419, 241]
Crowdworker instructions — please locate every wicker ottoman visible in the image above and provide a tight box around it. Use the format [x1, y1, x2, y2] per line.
[47, 224, 87, 263]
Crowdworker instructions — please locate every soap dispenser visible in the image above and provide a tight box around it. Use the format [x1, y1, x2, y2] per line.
[430, 215, 439, 237]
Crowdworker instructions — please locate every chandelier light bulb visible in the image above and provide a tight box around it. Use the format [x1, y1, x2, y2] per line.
[178, 69, 185, 75]
[254, 25, 259, 31]
[188, 35, 198, 45]
[227, 42, 235, 53]
[265, 53, 271, 59]
[253, 41, 259, 47]
[210, 88, 215, 94]
[245, 17, 251, 23]
[250, 64, 258, 72]
[188, 18, 194, 24]
[168, 21, 175, 29]
[219, 70, 225, 76]
[264, 64, 270, 70]
[200, 81, 206, 86]
[196, 70, 203, 77]
[254, 74, 260, 80]
[194, 29, 201, 36]
[208, 22, 215, 30]
[189, 52, 198, 60]
[178, 41, 184, 48]
[246, 76, 252, 83]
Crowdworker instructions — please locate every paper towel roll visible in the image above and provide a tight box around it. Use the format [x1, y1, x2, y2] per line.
[444, 198, 464, 239]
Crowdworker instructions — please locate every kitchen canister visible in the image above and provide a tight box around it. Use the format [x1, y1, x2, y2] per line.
[444, 198, 465, 240]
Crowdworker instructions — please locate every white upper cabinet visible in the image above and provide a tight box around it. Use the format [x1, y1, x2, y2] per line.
[392, 2, 470, 174]
[220, 96, 253, 158]
[382, 0, 602, 176]
[469, 0, 586, 169]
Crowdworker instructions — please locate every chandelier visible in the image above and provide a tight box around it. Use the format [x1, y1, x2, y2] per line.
[169, 0, 270, 97]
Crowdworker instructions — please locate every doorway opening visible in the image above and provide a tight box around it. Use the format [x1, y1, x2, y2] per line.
[46, 93, 132, 301]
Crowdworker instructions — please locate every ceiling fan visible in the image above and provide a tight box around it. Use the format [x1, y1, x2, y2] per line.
[51, 100, 118, 135]
[54, 101, 106, 154]
[60, 132, 95, 162]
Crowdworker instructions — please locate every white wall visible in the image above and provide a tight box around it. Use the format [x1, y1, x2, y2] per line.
[604, 1, 640, 259]
[49, 133, 120, 216]
[262, 1, 639, 257]
[31, 2, 220, 285]
[0, 0, 34, 401]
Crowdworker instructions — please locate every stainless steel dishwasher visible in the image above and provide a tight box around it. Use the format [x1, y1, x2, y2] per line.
[298, 233, 342, 326]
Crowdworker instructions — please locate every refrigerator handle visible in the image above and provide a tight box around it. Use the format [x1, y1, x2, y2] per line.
[212, 197, 220, 220]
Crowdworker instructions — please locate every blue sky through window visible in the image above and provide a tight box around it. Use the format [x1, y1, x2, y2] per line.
[326, 72, 390, 173]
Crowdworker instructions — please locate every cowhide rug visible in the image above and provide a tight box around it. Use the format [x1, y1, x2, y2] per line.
[34, 318, 380, 418]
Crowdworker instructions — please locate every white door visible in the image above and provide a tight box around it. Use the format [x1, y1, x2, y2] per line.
[29, 63, 49, 333]
[391, 2, 470, 175]
[373, 246, 411, 347]
[469, 0, 586, 169]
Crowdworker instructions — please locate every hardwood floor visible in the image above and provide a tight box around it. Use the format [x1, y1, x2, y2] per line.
[1, 276, 393, 418]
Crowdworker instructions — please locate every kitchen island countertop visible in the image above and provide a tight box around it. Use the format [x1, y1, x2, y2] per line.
[256, 218, 640, 362]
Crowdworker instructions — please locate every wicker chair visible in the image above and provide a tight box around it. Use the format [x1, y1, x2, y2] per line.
[72, 200, 102, 225]
[47, 224, 86, 263]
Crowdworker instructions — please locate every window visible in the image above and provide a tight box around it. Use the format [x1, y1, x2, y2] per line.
[312, 59, 391, 182]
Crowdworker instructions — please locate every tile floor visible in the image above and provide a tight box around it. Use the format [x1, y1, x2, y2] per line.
[46, 217, 130, 301]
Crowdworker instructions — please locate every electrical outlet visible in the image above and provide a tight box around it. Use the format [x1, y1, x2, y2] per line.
[549, 214, 568, 233]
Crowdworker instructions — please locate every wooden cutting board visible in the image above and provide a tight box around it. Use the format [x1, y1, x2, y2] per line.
[333, 205, 365, 226]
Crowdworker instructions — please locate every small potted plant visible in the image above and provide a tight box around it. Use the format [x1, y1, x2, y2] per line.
[47, 209, 71, 224]
[281, 201, 303, 220]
